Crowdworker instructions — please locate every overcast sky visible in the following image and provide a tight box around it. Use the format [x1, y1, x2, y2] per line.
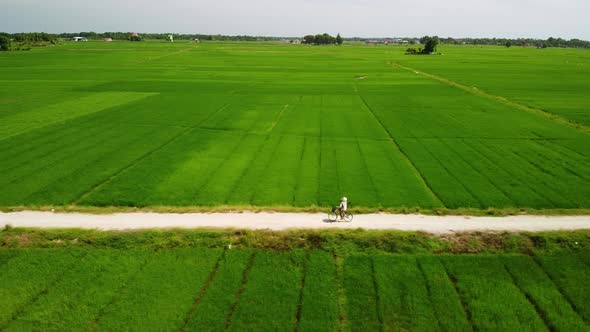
[3, 0, 589, 39]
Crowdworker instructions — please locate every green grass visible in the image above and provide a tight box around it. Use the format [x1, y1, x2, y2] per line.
[373, 255, 438, 331]
[94, 248, 221, 331]
[297, 251, 339, 332]
[184, 249, 253, 331]
[227, 251, 304, 331]
[441, 255, 548, 331]
[0, 42, 589, 213]
[0, 228, 589, 330]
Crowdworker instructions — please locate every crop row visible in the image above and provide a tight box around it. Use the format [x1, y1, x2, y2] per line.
[1, 249, 589, 331]
[397, 138, 590, 209]
[80, 128, 439, 208]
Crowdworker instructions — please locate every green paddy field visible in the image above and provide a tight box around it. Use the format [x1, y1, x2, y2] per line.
[0, 228, 589, 331]
[1, 41, 589, 212]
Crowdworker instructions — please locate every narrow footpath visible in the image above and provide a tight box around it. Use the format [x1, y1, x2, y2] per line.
[1, 211, 589, 234]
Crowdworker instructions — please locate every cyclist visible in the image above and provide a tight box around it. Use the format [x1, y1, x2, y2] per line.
[335, 196, 348, 220]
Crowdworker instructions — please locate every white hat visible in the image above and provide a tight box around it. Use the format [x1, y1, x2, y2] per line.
[342, 197, 347, 201]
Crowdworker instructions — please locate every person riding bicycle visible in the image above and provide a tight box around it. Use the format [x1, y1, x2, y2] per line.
[335, 197, 348, 220]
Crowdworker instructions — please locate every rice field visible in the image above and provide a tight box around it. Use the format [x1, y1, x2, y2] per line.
[1, 42, 589, 211]
[0, 248, 589, 331]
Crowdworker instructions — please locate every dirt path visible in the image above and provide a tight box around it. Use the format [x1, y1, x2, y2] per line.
[1, 211, 589, 233]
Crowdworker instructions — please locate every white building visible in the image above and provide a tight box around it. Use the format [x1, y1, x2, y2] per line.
[72, 37, 88, 42]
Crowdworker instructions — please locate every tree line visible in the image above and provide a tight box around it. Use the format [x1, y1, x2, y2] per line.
[302, 33, 343, 45]
[439, 37, 590, 48]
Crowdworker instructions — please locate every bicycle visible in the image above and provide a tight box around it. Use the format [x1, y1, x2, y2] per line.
[328, 207, 353, 222]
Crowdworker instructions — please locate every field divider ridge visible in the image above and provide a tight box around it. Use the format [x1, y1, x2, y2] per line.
[224, 252, 256, 331]
[439, 258, 474, 329]
[90, 255, 151, 330]
[294, 252, 310, 332]
[133, 46, 196, 64]
[70, 102, 231, 205]
[355, 139, 382, 204]
[181, 249, 227, 331]
[370, 257, 385, 332]
[334, 254, 347, 332]
[531, 255, 589, 325]
[391, 62, 590, 135]
[416, 259, 443, 331]
[268, 104, 290, 133]
[502, 261, 553, 330]
[356, 89, 446, 207]
[291, 137, 307, 206]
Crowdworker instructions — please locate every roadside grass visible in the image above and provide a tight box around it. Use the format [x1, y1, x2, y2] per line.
[1, 227, 589, 255]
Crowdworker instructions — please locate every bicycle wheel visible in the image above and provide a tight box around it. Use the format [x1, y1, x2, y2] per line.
[328, 211, 338, 222]
[343, 212, 353, 222]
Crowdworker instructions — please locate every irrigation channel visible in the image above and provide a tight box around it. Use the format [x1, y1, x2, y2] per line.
[2, 211, 590, 233]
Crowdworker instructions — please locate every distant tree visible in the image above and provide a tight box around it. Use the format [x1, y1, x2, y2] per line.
[505, 41, 512, 48]
[303, 35, 315, 44]
[336, 33, 343, 45]
[0, 35, 11, 51]
[422, 36, 439, 54]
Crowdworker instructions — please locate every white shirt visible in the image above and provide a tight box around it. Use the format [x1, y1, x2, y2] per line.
[340, 201, 347, 211]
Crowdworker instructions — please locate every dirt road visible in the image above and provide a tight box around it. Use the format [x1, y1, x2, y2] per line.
[1, 211, 589, 233]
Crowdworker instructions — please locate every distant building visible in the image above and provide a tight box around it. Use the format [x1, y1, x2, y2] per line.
[104, 38, 113, 42]
[72, 37, 88, 42]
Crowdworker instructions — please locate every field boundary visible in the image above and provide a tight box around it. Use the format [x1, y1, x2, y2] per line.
[294, 252, 309, 332]
[90, 256, 150, 330]
[334, 255, 348, 332]
[356, 92, 447, 208]
[416, 259, 443, 331]
[531, 256, 589, 324]
[370, 257, 385, 332]
[391, 62, 590, 135]
[440, 259, 473, 328]
[224, 252, 256, 330]
[181, 249, 226, 331]
[503, 262, 552, 330]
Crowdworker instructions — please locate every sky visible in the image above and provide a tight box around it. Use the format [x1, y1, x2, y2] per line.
[3, 0, 590, 39]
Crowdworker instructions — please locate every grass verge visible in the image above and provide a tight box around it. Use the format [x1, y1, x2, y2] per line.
[0, 227, 588, 255]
